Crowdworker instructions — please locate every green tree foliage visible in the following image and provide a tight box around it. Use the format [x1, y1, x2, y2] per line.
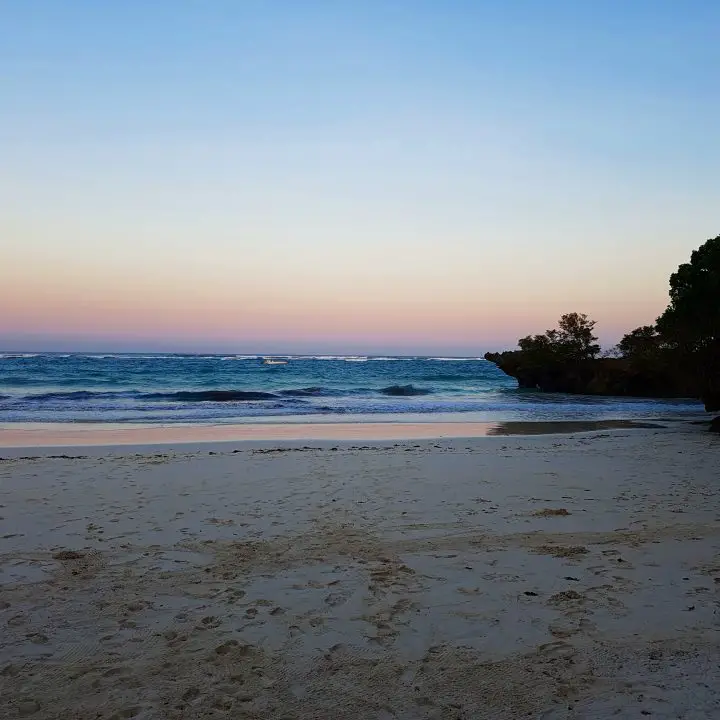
[616, 325, 664, 361]
[655, 234, 720, 410]
[518, 313, 600, 363]
[656, 234, 720, 355]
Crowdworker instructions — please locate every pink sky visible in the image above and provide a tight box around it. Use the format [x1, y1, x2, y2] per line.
[1, 245, 674, 353]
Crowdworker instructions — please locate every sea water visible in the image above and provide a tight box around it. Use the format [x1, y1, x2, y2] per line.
[0, 353, 703, 424]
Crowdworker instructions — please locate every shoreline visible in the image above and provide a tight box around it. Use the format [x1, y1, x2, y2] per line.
[0, 418, 670, 448]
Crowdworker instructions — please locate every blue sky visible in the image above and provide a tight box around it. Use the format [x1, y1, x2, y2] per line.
[2, 1, 719, 353]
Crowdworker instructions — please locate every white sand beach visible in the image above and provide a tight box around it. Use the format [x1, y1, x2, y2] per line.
[1, 423, 719, 718]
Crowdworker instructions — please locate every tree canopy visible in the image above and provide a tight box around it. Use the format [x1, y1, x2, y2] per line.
[615, 234, 720, 412]
[616, 325, 664, 362]
[518, 312, 600, 363]
[656, 234, 720, 410]
[656, 234, 720, 355]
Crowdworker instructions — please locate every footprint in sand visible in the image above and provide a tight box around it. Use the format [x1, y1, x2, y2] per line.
[26, 633, 48, 644]
[548, 590, 584, 605]
[51, 548, 106, 578]
[199, 615, 222, 629]
[324, 591, 350, 607]
[107, 707, 144, 719]
[535, 640, 577, 661]
[181, 687, 201, 702]
[17, 699, 41, 716]
[214, 639, 241, 655]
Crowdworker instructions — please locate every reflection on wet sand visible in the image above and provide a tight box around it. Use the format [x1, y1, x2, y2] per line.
[486, 419, 664, 435]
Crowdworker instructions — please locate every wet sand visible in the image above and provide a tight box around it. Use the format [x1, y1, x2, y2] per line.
[1, 423, 719, 718]
[0, 418, 663, 447]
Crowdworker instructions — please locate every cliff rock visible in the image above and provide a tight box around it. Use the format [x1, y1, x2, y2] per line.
[484, 351, 698, 399]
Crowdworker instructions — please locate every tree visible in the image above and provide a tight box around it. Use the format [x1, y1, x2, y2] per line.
[656, 234, 720, 354]
[557, 312, 601, 359]
[616, 325, 663, 361]
[655, 234, 720, 411]
[518, 313, 600, 363]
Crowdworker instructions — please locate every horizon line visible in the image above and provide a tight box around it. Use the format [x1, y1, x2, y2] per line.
[0, 350, 494, 358]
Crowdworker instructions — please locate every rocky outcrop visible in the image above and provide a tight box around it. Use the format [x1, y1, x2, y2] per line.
[484, 351, 698, 399]
[703, 391, 720, 413]
[710, 416, 720, 433]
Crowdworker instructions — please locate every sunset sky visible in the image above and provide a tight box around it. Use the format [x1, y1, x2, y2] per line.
[3, 1, 719, 354]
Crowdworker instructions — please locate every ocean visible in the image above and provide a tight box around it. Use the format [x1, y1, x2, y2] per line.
[0, 353, 703, 424]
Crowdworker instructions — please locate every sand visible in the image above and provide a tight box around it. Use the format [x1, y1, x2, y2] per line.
[1, 423, 719, 718]
[0, 419, 661, 447]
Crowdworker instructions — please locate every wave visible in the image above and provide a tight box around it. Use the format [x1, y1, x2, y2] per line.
[146, 390, 279, 402]
[308, 355, 371, 361]
[75, 354, 265, 361]
[427, 357, 480, 362]
[420, 373, 472, 381]
[379, 385, 432, 396]
[0, 353, 40, 359]
[278, 387, 327, 397]
[77, 354, 181, 360]
[8, 386, 700, 410]
[6, 385, 443, 404]
[16, 390, 139, 401]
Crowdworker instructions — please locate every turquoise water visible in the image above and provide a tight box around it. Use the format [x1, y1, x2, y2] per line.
[0, 353, 703, 424]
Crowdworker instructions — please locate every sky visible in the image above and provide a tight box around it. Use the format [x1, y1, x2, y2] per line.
[2, 1, 719, 354]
